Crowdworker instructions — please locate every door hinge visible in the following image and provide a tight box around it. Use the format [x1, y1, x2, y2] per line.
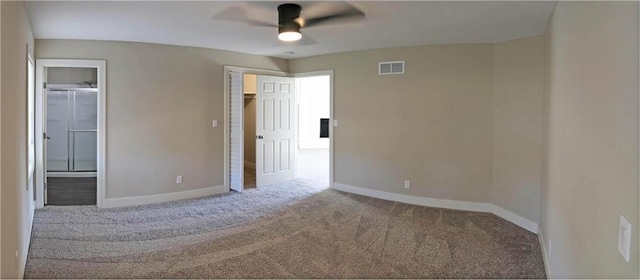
[43, 82, 47, 89]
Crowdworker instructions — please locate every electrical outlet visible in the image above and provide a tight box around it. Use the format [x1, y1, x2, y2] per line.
[404, 180, 410, 189]
[176, 176, 183, 184]
[618, 215, 632, 262]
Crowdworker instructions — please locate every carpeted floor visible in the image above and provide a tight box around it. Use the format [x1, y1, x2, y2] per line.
[25, 149, 545, 279]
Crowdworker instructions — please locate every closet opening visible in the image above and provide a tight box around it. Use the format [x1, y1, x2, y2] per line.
[243, 74, 258, 189]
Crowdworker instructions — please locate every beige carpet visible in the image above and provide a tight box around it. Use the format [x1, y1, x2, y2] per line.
[25, 150, 545, 278]
[25, 190, 545, 278]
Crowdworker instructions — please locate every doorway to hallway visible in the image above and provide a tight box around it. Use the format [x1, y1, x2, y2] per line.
[225, 67, 333, 192]
[295, 74, 331, 188]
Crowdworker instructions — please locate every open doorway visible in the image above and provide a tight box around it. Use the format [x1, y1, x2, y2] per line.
[224, 67, 333, 193]
[295, 74, 331, 188]
[45, 67, 98, 205]
[35, 59, 106, 208]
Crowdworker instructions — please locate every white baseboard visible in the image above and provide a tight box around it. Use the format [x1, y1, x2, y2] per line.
[491, 205, 539, 233]
[244, 161, 256, 169]
[333, 183, 492, 213]
[538, 231, 552, 277]
[332, 183, 539, 234]
[47, 172, 96, 178]
[103, 185, 227, 208]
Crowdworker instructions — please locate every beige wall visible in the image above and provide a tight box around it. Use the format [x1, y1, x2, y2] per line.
[492, 36, 544, 223]
[36, 39, 287, 199]
[541, 1, 639, 278]
[1, 1, 35, 278]
[290, 44, 495, 203]
[244, 97, 256, 165]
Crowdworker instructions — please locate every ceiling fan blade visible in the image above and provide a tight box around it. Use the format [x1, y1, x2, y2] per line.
[211, 6, 249, 22]
[248, 21, 278, 28]
[302, 4, 365, 28]
[212, 5, 276, 27]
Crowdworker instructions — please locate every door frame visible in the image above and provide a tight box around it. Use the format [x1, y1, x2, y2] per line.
[290, 70, 335, 187]
[223, 66, 287, 191]
[35, 59, 107, 208]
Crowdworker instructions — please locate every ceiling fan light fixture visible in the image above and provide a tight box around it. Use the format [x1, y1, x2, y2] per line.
[278, 20, 302, 41]
[278, 31, 302, 41]
[277, 4, 302, 42]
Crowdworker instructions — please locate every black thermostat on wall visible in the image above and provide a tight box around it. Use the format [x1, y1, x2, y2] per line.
[320, 118, 329, 138]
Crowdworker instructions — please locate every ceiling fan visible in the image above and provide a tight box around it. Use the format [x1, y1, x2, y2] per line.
[214, 2, 366, 43]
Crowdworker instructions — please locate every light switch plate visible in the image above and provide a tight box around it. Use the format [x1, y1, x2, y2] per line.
[212, 120, 218, 128]
[333, 119, 338, 127]
[618, 215, 632, 262]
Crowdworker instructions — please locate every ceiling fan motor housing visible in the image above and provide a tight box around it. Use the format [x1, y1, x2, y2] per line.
[278, 3, 302, 33]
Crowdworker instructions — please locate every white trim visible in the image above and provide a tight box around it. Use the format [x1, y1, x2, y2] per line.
[47, 172, 96, 178]
[27, 53, 36, 186]
[290, 70, 335, 188]
[333, 183, 492, 212]
[103, 185, 226, 208]
[35, 59, 106, 208]
[332, 183, 539, 233]
[244, 161, 256, 169]
[223, 66, 287, 193]
[538, 231, 552, 277]
[491, 204, 539, 233]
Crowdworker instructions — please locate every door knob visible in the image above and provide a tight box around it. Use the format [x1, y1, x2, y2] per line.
[256, 135, 263, 139]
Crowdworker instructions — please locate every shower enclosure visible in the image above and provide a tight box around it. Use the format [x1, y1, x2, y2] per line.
[46, 85, 97, 173]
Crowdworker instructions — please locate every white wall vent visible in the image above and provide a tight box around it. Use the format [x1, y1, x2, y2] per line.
[378, 61, 405, 75]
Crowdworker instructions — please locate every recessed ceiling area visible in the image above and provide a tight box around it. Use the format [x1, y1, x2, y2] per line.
[25, 1, 557, 59]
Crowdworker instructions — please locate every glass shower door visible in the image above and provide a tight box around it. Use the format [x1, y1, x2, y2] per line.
[71, 90, 97, 171]
[46, 88, 97, 172]
[46, 90, 70, 171]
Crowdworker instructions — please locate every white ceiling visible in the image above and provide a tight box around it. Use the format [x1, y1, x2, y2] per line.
[25, 1, 556, 59]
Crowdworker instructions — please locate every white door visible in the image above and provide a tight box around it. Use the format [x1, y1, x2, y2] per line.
[229, 72, 244, 192]
[256, 75, 296, 187]
[41, 68, 49, 204]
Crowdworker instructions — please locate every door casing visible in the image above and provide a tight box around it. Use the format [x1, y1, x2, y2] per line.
[223, 66, 287, 192]
[223, 66, 334, 191]
[35, 59, 106, 208]
[290, 70, 335, 186]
